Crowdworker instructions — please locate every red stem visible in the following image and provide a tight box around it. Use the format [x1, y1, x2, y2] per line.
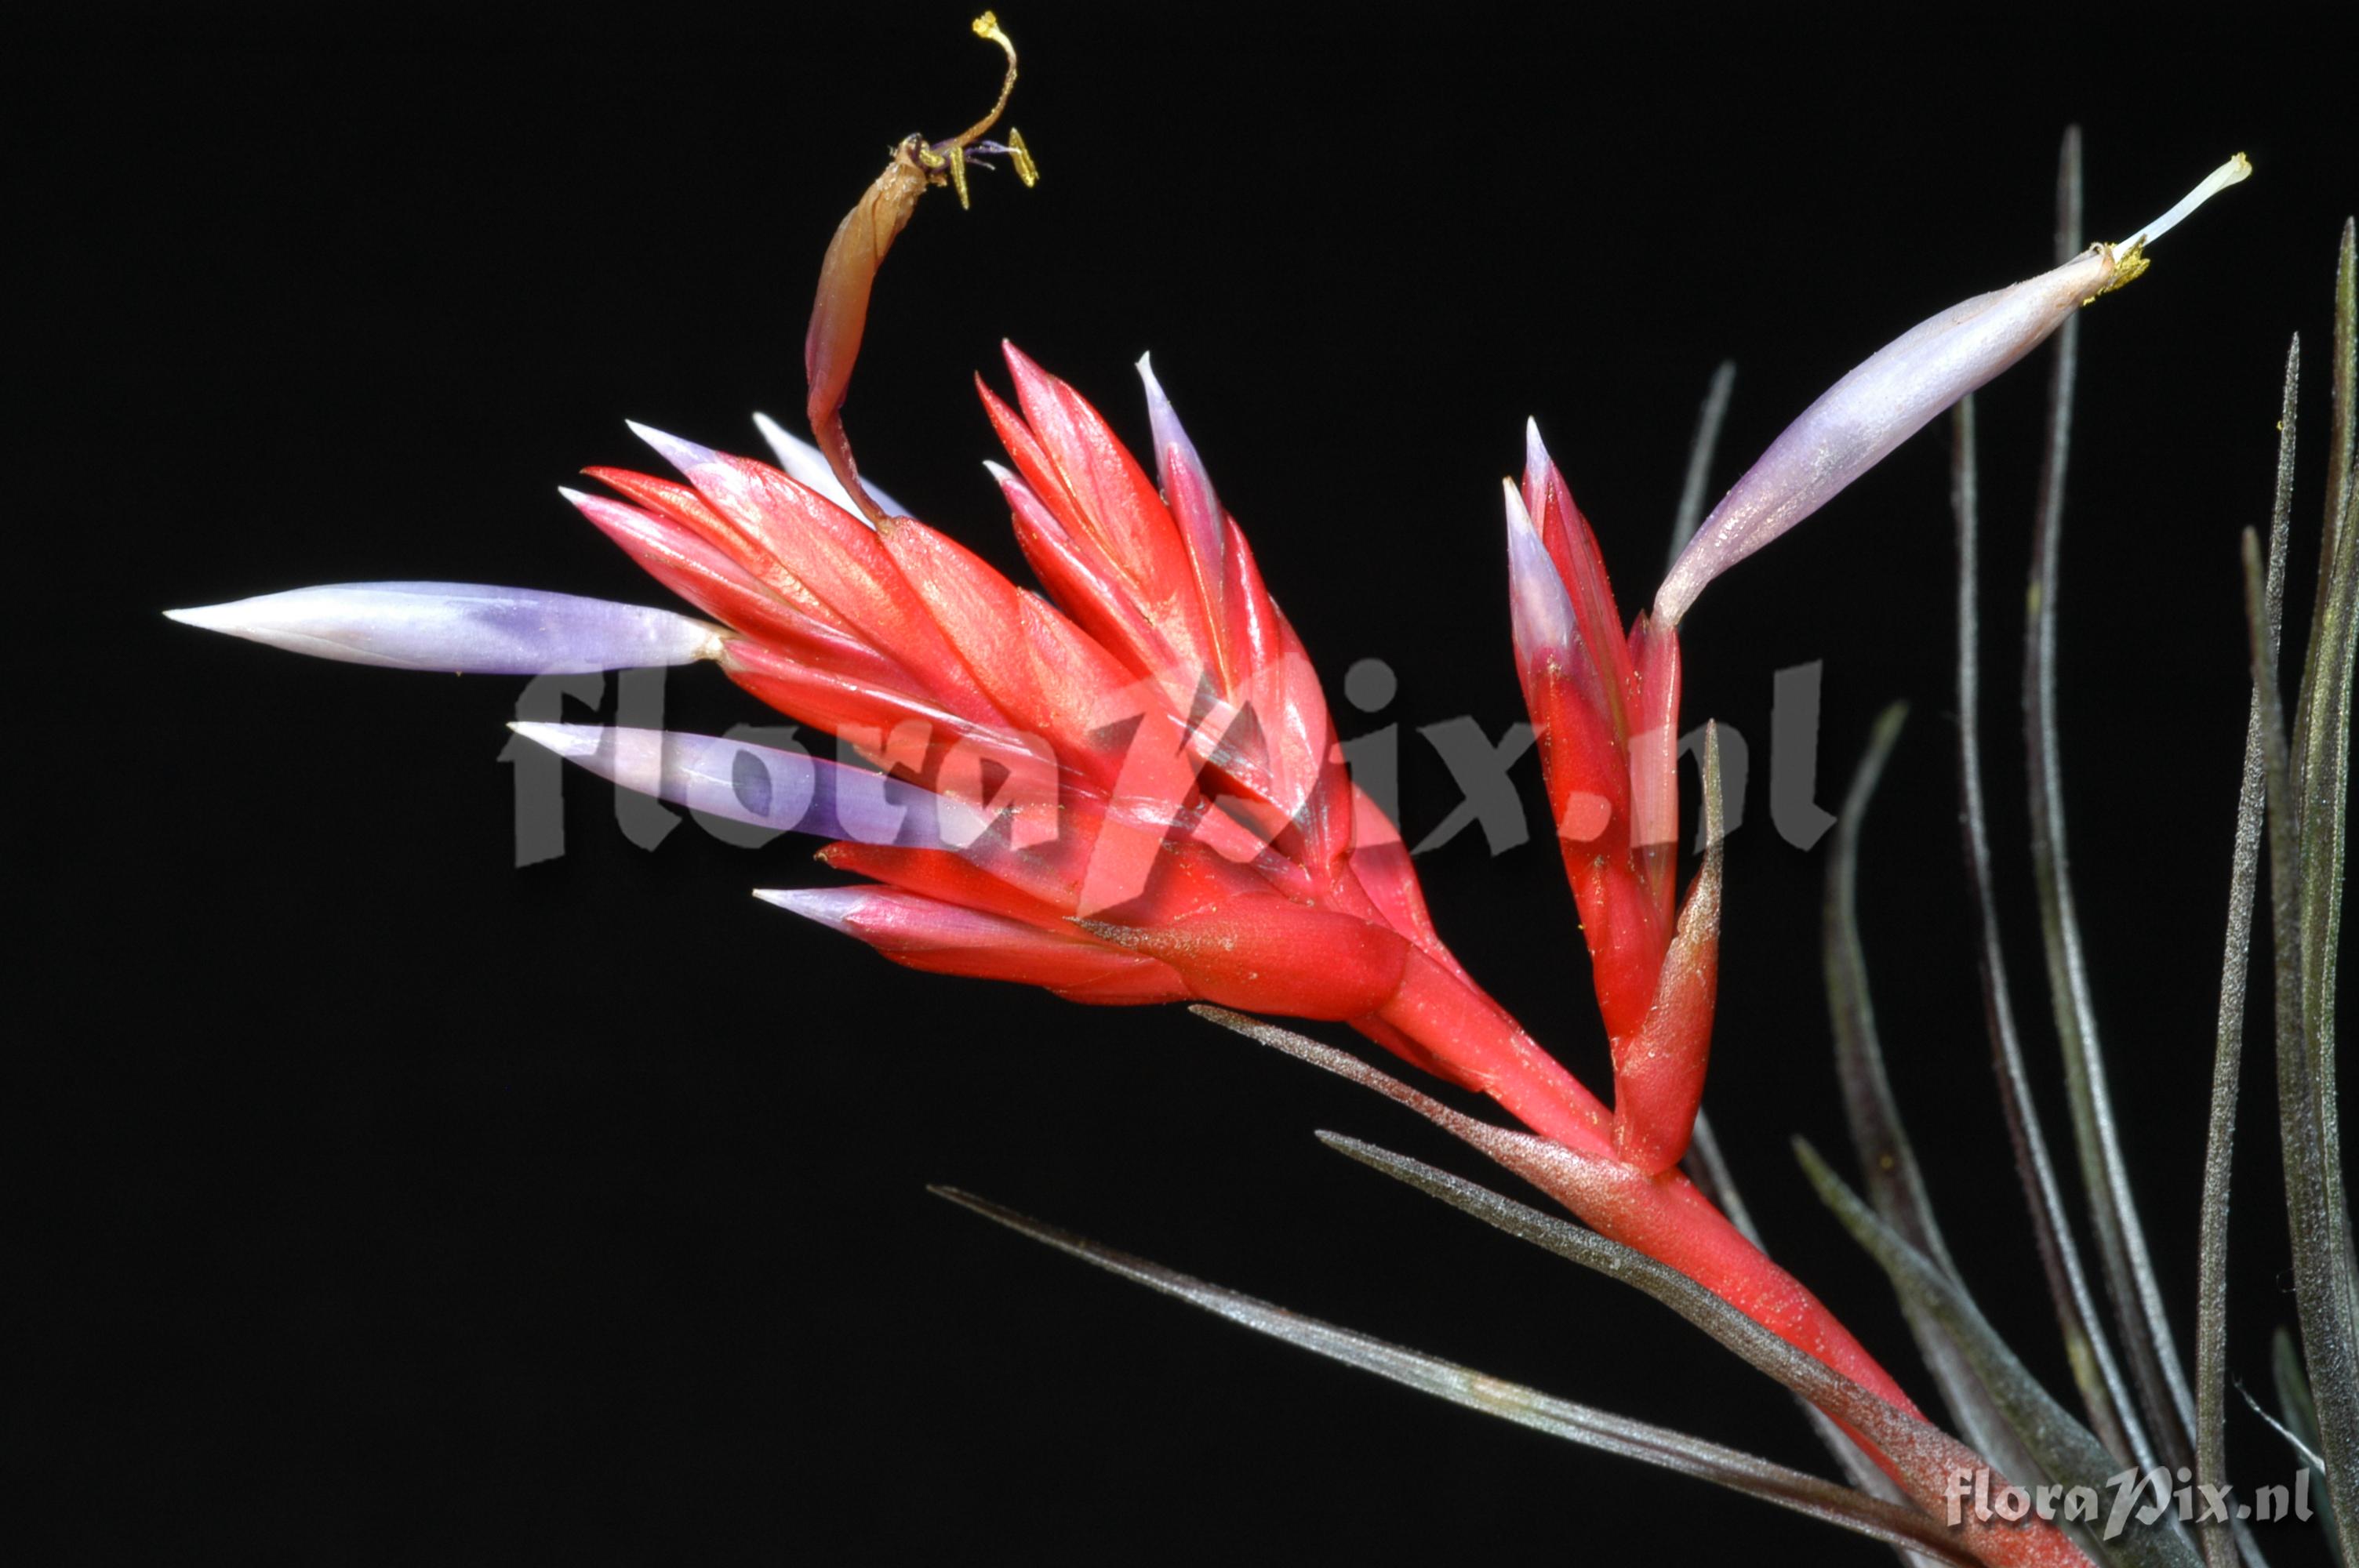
[1374, 954, 1920, 1418]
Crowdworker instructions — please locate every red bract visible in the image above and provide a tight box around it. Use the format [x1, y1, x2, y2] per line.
[1507, 425, 1717, 1176]
[569, 348, 1605, 1140]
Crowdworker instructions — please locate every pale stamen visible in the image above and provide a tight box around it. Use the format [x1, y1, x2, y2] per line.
[2116, 152, 2252, 253]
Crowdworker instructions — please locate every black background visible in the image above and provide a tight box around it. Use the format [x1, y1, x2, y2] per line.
[19, 5, 2352, 1562]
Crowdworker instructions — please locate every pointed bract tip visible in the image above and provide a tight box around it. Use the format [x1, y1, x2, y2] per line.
[505, 720, 603, 760]
[1503, 479, 1576, 656]
[1136, 351, 1170, 407]
[1134, 354, 1225, 576]
[997, 341, 1063, 401]
[752, 886, 864, 931]
[1501, 475, 1539, 541]
[1523, 417, 1552, 483]
[626, 420, 718, 475]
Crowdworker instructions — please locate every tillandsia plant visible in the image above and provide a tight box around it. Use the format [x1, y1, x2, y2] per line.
[86, 10, 2349, 1563]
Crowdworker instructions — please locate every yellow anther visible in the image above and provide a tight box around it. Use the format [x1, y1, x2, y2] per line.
[947, 143, 972, 210]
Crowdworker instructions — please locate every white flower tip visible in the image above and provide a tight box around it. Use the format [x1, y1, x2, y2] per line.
[1136, 354, 1187, 452]
[2116, 152, 2252, 254]
[1501, 476, 1536, 539]
[751, 410, 818, 479]
[752, 887, 863, 931]
[1504, 477, 1576, 655]
[751, 408, 902, 524]
[506, 720, 603, 759]
[1523, 416, 1551, 481]
[1132, 353, 1226, 583]
[164, 591, 329, 647]
[981, 459, 1017, 486]
[627, 420, 716, 474]
[556, 485, 592, 506]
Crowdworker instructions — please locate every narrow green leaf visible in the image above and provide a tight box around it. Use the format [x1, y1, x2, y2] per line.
[1188, 1004, 2103, 1563]
[2022, 125, 2201, 1466]
[2287, 220, 2357, 1568]
[2270, 1329, 2343, 1559]
[1684, 1110, 1760, 1244]
[1825, 702, 2048, 1494]
[1688, 1111, 1943, 1566]
[1954, 390, 2144, 1468]
[1825, 702, 1936, 1263]
[2195, 339, 2299, 1568]
[1301, 1136, 2066, 1560]
[2245, 514, 2359, 1562]
[1795, 1138, 2202, 1568]
[929, 1185, 1983, 1568]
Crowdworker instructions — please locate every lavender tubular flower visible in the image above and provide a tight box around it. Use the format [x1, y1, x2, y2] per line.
[163, 582, 727, 673]
[507, 723, 987, 847]
[1655, 154, 2251, 627]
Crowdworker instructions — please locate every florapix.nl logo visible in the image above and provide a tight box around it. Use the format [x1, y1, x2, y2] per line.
[497, 655, 1851, 888]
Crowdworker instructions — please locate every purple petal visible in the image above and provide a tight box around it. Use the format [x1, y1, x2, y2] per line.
[1654, 246, 2117, 627]
[1653, 154, 2249, 627]
[163, 583, 725, 673]
[507, 724, 987, 846]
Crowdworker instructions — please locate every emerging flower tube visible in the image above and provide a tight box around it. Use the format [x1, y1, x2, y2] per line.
[1655, 154, 2252, 626]
[162, 583, 726, 673]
